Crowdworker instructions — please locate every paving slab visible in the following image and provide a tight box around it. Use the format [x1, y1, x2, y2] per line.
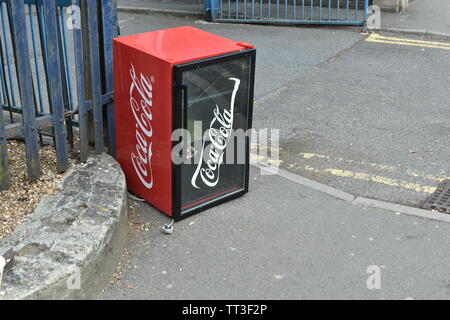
[381, 0, 450, 36]
[101, 167, 450, 300]
[257, 32, 450, 207]
[102, 12, 450, 300]
[118, 11, 365, 100]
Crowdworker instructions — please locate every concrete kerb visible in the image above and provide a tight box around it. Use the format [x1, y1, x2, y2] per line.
[379, 27, 450, 40]
[254, 163, 449, 224]
[0, 153, 128, 300]
[118, 5, 205, 19]
[0, 152, 442, 299]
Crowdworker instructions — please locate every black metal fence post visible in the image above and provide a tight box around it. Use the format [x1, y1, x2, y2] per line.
[101, 0, 118, 157]
[42, 0, 69, 173]
[0, 96, 9, 189]
[86, 0, 105, 154]
[8, 0, 41, 180]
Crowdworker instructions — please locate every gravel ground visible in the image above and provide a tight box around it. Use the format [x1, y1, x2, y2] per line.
[108, 198, 151, 288]
[0, 140, 75, 240]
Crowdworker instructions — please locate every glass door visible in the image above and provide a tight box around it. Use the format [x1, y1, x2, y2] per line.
[173, 49, 256, 218]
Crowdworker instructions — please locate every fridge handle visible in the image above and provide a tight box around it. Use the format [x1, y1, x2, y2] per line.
[173, 81, 189, 129]
[176, 83, 189, 159]
[180, 83, 188, 112]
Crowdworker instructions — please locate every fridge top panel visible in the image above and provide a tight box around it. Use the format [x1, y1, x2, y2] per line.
[113, 26, 252, 65]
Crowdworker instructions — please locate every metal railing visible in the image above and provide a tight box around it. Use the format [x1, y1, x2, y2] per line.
[0, 0, 118, 190]
[206, 0, 369, 26]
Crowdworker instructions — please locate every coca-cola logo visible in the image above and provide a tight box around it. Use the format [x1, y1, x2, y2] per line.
[129, 64, 154, 189]
[191, 77, 240, 189]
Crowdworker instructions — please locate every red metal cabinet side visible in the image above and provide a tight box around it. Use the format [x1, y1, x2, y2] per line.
[113, 39, 173, 216]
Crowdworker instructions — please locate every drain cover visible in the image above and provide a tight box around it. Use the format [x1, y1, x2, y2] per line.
[423, 179, 450, 214]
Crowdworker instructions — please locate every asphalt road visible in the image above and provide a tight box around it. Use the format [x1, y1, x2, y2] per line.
[101, 167, 450, 300]
[118, 12, 449, 207]
[258, 32, 450, 207]
[101, 12, 450, 300]
[117, 12, 365, 100]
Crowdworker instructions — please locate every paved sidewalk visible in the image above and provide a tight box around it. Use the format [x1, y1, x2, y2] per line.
[102, 167, 450, 300]
[118, 10, 449, 207]
[381, 0, 450, 36]
[103, 9, 450, 300]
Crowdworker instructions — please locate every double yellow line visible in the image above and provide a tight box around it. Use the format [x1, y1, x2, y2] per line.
[366, 33, 450, 51]
[293, 152, 449, 194]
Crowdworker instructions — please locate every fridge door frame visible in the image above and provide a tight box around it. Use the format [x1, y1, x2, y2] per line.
[172, 48, 256, 220]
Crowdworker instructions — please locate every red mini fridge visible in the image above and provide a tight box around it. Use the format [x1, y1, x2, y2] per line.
[113, 26, 256, 220]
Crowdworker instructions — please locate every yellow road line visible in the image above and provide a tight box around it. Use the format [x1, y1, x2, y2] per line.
[366, 33, 450, 50]
[367, 38, 450, 50]
[406, 170, 450, 183]
[293, 164, 436, 194]
[298, 152, 449, 183]
[369, 33, 450, 46]
[323, 168, 436, 194]
[251, 145, 447, 191]
[299, 152, 396, 171]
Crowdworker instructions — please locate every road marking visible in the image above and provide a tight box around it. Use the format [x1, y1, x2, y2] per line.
[251, 146, 447, 193]
[366, 33, 450, 50]
[370, 33, 450, 46]
[250, 153, 283, 166]
[323, 169, 436, 194]
[299, 152, 396, 171]
[293, 164, 436, 194]
[406, 170, 450, 183]
[298, 152, 449, 183]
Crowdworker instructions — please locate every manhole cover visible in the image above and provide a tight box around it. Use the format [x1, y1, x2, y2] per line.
[423, 179, 450, 214]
